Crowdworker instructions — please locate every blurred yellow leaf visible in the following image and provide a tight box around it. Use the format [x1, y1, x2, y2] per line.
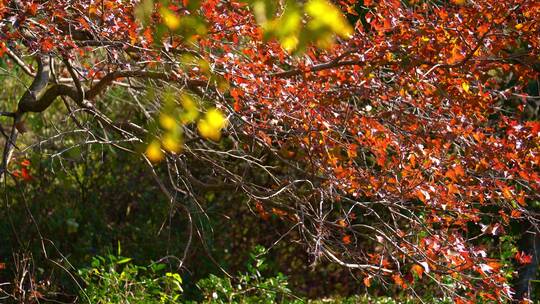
[197, 108, 227, 141]
[197, 120, 221, 141]
[146, 140, 164, 162]
[305, 0, 353, 38]
[159, 114, 176, 130]
[205, 108, 227, 129]
[281, 34, 299, 52]
[263, 3, 302, 52]
[162, 134, 182, 153]
[160, 8, 180, 30]
[180, 94, 199, 123]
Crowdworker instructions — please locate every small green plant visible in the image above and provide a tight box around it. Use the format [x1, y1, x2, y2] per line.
[196, 245, 302, 303]
[78, 252, 183, 304]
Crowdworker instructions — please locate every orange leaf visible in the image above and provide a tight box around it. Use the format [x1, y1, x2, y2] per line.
[233, 101, 242, 112]
[487, 260, 501, 271]
[447, 183, 459, 195]
[271, 208, 287, 217]
[448, 45, 465, 64]
[346, 6, 358, 16]
[478, 24, 489, 35]
[515, 251, 533, 265]
[445, 169, 457, 181]
[511, 210, 522, 218]
[21, 168, 32, 181]
[411, 264, 424, 278]
[363, 276, 372, 287]
[454, 164, 465, 177]
[255, 202, 270, 221]
[501, 187, 513, 200]
[392, 274, 408, 289]
[41, 38, 54, 52]
[0, 42, 6, 57]
[27, 3, 38, 15]
[516, 193, 527, 207]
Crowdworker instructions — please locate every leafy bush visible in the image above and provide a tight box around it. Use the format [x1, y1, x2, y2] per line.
[196, 245, 301, 303]
[78, 251, 183, 304]
[78, 246, 304, 303]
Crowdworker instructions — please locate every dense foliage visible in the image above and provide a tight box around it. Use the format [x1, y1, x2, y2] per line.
[0, 0, 539, 303]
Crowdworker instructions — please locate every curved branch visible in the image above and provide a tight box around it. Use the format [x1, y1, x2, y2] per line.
[85, 70, 208, 100]
[17, 55, 52, 112]
[4, 46, 34, 77]
[321, 245, 393, 274]
[18, 84, 80, 113]
[269, 59, 364, 78]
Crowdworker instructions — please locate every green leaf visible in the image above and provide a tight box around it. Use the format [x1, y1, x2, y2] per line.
[117, 258, 132, 265]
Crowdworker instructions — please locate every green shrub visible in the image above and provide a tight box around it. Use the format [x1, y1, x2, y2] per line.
[196, 245, 302, 303]
[77, 246, 458, 304]
[78, 252, 183, 304]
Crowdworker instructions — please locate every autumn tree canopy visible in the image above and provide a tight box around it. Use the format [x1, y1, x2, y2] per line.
[0, 0, 539, 302]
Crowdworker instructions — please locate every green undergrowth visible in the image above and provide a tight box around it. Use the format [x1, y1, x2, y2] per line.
[77, 246, 453, 304]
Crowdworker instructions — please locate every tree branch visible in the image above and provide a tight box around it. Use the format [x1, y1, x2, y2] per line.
[4, 46, 34, 77]
[85, 70, 208, 100]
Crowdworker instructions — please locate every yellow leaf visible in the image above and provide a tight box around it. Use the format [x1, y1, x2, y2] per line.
[281, 35, 299, 52]
[145, 141, 164, 162]
[515, 23, 523, 30]
[461, 82, 470, 94]
[162, 134, 182, 153]
[278, 7, 301, 35]
[305, 0, 353, 38]
[160, 8, 180, 30]
[197, 109, 227, 141]
[265, 6, 301, 52]
[159, 114, 176, 130]
[180, 94, 199, 123]
[197, 120, 221, 141]
[205, 108, 227, 129]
